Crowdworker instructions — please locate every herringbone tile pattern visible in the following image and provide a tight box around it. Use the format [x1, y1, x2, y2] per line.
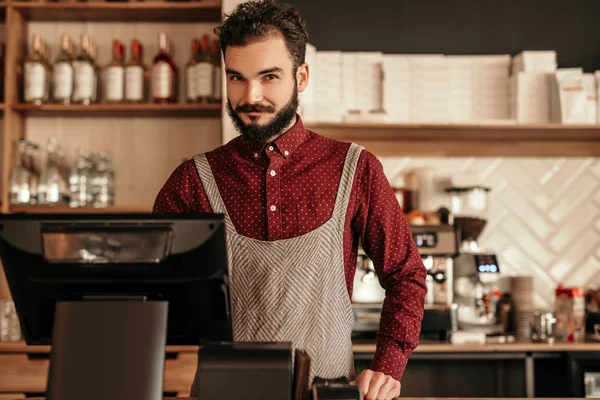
[380, 157, 600, 310]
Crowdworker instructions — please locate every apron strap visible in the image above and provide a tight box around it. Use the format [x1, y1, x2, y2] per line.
[193, 154, 228, 215]
[332, 143, 364, 218]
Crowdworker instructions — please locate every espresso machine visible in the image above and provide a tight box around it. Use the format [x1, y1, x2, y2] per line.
[352, 224, 460, 341]
[413, 224, 460, 340]
[446, 186, 502, 333]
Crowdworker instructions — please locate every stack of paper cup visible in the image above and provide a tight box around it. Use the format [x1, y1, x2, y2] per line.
[510, 276, 534, 339]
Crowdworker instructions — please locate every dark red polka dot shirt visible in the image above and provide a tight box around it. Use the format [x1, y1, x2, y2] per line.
[153, 115, 427, 382]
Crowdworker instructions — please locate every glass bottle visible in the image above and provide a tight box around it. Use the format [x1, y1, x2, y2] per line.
[90, 41, 101, 103]
[0, 44, 5, 103]
[185, 39, 199, 103]
[53, 33, 74, 105]
[25, 141, 41, 204]
[41, 40, 52, 103]
[104, 40, 125, 103]
[209, 39, 222, 104]
[38, 138, 68, 205]
[72, 34, 95, 105]
[151, 32, 178, 103]
[23, 34, 46, 105]
[195, 34, 212, 103]
[89, 152, 114, 208]
[9, 139, 31, 205]
[69, 149, 93, 208]
[124, 39, 146, 103]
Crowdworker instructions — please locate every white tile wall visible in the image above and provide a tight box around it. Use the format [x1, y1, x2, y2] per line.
[380, 156, 600, 310]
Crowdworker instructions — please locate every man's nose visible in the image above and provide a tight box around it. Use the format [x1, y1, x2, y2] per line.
[243, 81, 263, 104]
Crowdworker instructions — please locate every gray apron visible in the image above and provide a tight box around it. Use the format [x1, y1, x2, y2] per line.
[190, 143, 364, 395]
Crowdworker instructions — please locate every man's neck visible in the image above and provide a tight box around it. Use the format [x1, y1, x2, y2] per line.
[265, 115, 297, 143]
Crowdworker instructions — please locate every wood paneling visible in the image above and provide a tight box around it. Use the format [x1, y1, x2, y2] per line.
[11, 2, 221, 23]
[12, 103, 222, 117]
[307, 123, 600, 157]
[0, 351, 197, 395]
[25, 116, 222, 207]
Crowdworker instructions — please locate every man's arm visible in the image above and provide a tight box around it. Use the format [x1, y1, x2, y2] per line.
[153, 160, 213, 213]
[351, 151, 427, 381]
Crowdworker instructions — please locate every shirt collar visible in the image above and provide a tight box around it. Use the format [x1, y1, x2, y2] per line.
[240, 114, 308, 161]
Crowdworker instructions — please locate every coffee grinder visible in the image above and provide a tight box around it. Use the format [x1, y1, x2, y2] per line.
[445, 186, 502, 333]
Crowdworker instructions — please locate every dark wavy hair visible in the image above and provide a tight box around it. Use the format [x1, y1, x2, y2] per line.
[214, 0, 309, 70]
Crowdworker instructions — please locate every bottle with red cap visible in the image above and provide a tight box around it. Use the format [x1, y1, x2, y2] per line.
[209, 38, 222, 104]
[124, 39, 146, 103]
[185, 39, 199, 103]
[194, 34, 213, 104]
[151, 32, 178, 103]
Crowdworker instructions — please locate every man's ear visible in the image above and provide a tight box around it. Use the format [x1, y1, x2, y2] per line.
[296, 63, 309, 93]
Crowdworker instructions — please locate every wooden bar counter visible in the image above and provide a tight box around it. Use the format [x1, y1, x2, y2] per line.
[1, 340, 599, 398]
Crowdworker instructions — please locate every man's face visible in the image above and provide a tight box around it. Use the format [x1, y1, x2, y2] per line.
[224, 35, 309, 143]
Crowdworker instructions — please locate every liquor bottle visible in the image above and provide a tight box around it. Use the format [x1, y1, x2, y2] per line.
[209, 39, 222, 104]
[0, 43, 5, 103]
[104, 40, 125, 103]
[52, 33, 74, 105]
[72, 34, 95, 105]
[151, 33, 178, 103]
[185, 39, 199, 103]
[23, 34, 46, 105]
[40, 40, 52, 103]
[90, 40, 100, 103]
[124, 39, 146, 103]
[195, 34, 212, 103]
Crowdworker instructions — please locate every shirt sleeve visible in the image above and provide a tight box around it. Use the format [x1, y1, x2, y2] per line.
[152, 159, 213, 213]
[351, 150, 427, 382]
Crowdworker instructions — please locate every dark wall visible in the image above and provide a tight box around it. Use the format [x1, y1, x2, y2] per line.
[284, 0, 600, 72]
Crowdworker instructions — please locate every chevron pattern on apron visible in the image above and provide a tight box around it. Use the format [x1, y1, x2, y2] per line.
[190, 143, 364, 395]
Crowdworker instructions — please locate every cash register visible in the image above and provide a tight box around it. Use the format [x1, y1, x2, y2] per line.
[0, 213, 344, 400]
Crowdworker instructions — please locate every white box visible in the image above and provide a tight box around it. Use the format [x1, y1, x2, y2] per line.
[355, 52, 384, 112]
[583, 73, 597, 124]
[341, 53, 358, 112]
[512, 51, 558, 73]
[596, 71, 600, 123]
[298, 43, 318, 122]
[510, 72, 551, 123]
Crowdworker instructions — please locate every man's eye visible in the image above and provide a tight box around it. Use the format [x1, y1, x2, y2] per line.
[264, 74, 278, 81]
[229, 76, 243, 82]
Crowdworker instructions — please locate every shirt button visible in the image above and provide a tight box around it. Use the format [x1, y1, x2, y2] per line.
[253, 153, 259, 158]
[270, 170, 276, 177]
[268, 146, 274, 151]
[270, 205, 277, 212]
[284, 150, 289, 156]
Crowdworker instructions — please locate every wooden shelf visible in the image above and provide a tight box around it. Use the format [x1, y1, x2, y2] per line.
[9, 205, 152, 213]
[9, 1, 222, 22]
[307, 122, 600, 157]
[11, 103, 222, 117]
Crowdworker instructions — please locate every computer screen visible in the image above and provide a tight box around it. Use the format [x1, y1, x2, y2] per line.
[0, 213, 232, 345]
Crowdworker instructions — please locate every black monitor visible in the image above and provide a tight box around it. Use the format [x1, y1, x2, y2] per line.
[0, 213, 232, 346]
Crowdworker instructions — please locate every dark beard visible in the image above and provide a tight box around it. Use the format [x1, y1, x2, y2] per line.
[226, 88, 299, 144]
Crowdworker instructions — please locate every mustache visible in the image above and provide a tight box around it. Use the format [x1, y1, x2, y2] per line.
[236, 103, 276, 114]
